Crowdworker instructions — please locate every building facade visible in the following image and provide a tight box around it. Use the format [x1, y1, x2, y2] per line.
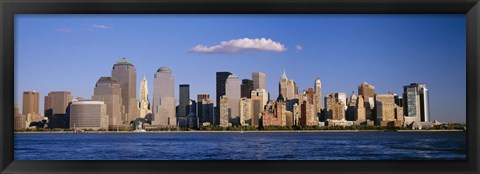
[216, 72, 232, 108]
[178, 84, 190, 117]
[196, 94, 210, 124]
[403, 83, 429, 125]
[219, 96, 229, 127]
[111, 58, 138, 122]
[44, 91, 73, 117]
[239, 97, 252, 126]
[92, 77, 125, 128]
[375, 94, 396, 122]
[23, 91, 40, 117]
[314, 78, 322, 116]
[240, 79, 254, 98]
[69, 100, 108, 130]
[138, 75, 151, 118]
[225, 75, 241, 125]
[252, 71, 266, 90]
[152, 67, 176, 127]
[200, 98, 215, 125]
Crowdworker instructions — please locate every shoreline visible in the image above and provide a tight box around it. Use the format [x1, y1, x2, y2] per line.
[14, 129, 465, 134]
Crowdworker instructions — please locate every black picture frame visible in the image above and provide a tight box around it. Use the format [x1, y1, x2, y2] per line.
[1, 0, 479, 173]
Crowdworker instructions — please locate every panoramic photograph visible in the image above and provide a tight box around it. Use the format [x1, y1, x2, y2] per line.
[14, 14, 466, 160]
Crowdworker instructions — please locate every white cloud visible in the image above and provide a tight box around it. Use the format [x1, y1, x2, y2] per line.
[92, 24, 111, 29]
[56, 28, 72, 32]
[295, 45, 303, 52]
[190, 38, 287, 54]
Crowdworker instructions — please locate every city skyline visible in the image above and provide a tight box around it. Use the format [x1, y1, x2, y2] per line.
[15, 14, 466, 122]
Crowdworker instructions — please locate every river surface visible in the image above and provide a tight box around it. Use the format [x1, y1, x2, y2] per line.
[14, 132, 466, 160]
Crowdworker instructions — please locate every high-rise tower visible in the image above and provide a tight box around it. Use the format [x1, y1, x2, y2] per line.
[23, 91, 40, 116]
[152, 67, 176, 126]
[314, 78, 322, 115]
[138, 75, 150, 118]
[93, 77, 125, 127]
[252, 72, 266, 90]
[225, 75, 241, 125]
[112, 58, 138, 122]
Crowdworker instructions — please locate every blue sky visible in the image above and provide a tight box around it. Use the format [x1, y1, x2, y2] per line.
[15, 14, 466, 122]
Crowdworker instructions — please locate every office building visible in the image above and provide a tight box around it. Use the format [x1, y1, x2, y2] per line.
[403, 83, 430, 124]
[216, 71, 232, 108]
[358, 82, 375, 120]
[314, 78, 322, 115]
[70, 100, 108, 130]
[196, 94, 210, 123]
[356, 95, 367, 123]
[279, 69, 296, 100]
[262, 97, 288, 127]
[112, 58, 138, 122]
[44, 91, 73, 117]
[335, 92, 347, 110]
[225, 75, 241, 125]
[252, 71, 266, 90]
[200, 98, 215, 124]
[178, 84, 190, 117]
[300, 100, 319, 126]
[92, 77, 125, 128]
[219, 96, 229, 127]
[241, 79, 254, 98]
[375, 94, 396, 122]
[23, 91, 40, 117]
[346, 91, 357, 121]
[240, 97, 252, 126]
[418, 85, 430, 122]
[138, 75, 151, 118]
[332, 100, 345, 120]
[152, 67, 176, 127]
[251, 89, 268, 126]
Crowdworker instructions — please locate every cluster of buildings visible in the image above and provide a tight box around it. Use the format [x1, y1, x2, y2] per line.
[14, 58, 432, 131]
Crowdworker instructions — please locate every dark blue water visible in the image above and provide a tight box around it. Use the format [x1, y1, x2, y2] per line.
[14, 132, 466, 160]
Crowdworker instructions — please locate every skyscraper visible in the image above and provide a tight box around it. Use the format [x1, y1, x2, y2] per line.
[356, 95, 366, 122]
[375, 94, 396, 122]
[225, 75, 241, 125]
[403, 83, 429, 124]
[92, 77, 125, 127]
[358, 82, 375, 120]
[300, 100, 319, 126]
[22, 91, 40, 116]
[252, 72, 266, 90]
[419, 85, 430, 122]
[358, 82, 375, 102]
[44, 91, 73, 117]
[279, 69, 296, 100]
[152, 67, 176, 126]
[216, 71, 232, 108]
[262, 98, 288, 126]
[196, 94, 210, 123]
[138, 75, 150, 118]
[251, 89, 268, 127]
[314, 78, 322, 115]
[45, 91, 74, 129]
[219, 96, 229, 127]
[178, 84, 190, 117]
[240, 79, 254, 98]
[335, 92, 347, 110]
[200, 98, 214, 124]
[112, 58, 138, 122]
[346, 91, 357, 121]
[239, 97, 252, 125]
